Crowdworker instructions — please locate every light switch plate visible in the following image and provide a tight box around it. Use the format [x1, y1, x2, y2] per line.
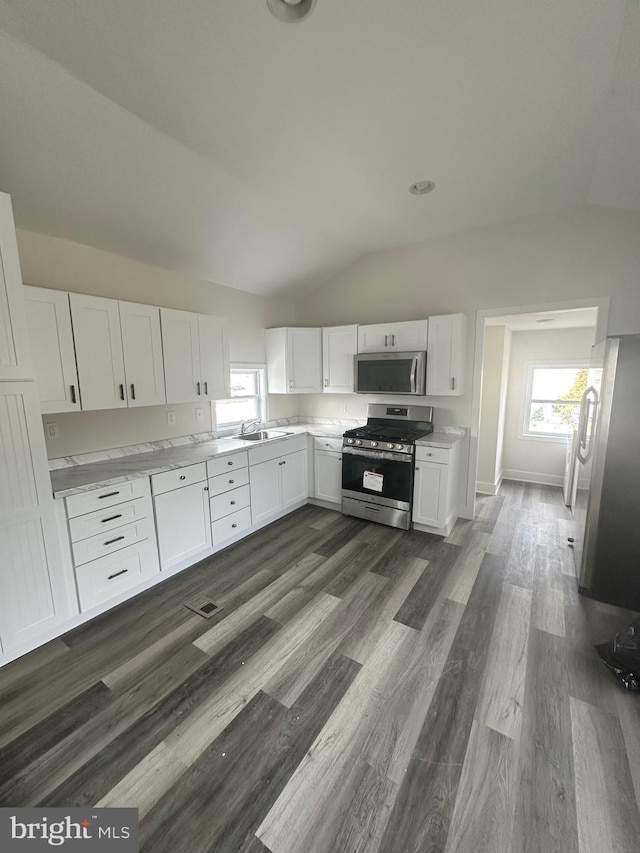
[167, 411, 176, 425]
[195, 407, 204, 423]
[339, 402, 348, 414]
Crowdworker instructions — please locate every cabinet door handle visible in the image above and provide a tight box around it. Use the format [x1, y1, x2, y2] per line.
[98, 491, 120, 499]
[119, 383, 125, 401]
[104, 535, 125, 546]
[204, 381, 208, 395]
[204, 486, 209, 491]
[289, 379, 293, 388]
[130, 383, 136, 400]
[324, 378, 328, 387]
[180, 475, 186, 480]
[70, 384, 77, 404]
[229, 479, 234, 484]
[230, 500, 236, 505]
[282, 460, 286, 465]
[384, 335, 388, 347]
[101, 514, 123, 523]
[232, 523, 238, 529]
[426, 452, 433, 457]
[392, 334, 396, 346]
[108, 568, 128, 580]
[451, 377, 455, 390]
[227, 461, 234, 466]
[196, 382, 201, 396]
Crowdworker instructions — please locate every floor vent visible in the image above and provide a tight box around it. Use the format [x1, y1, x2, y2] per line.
[185, 599, 221, 619]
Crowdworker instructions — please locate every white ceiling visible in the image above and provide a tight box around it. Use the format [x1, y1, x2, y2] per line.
[486, 307, 598, 332]
[0, 0, 638, 295]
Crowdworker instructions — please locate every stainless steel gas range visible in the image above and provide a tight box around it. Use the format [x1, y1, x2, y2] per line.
[341, 404, 434, 530]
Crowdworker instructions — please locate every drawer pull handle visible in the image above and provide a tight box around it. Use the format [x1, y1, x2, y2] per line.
[204, 486, 208, 491]
[101, 514, 123, 523]
[230, 500, 236, 505]
[426, 452, 433, 456]
[104, 535, 125, 546]
[227, 461, 234, 466]
[229, 479, 234, 484]
[108, 568, 129, 580]
[232, 523, 237, 528]
[98, 491, 120, 499]
[180, 475, 186, 480]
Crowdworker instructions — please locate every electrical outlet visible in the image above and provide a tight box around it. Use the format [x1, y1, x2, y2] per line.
[195, 407, 204, 423]
[46, 422, 59, 439]
[339, 402, 348, 414]
[167, 411, 176, 426]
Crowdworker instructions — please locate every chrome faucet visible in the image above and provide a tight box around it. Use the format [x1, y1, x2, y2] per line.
[240, 418, 262, 435]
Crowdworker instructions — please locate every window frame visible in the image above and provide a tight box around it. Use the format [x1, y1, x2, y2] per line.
[214, 364, 268, 435]
[520, 360, 587, 443]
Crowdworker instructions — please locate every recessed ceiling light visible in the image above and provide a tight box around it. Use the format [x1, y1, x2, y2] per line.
[409, 180, 436, 196]
[536, 318, 554, 324]
[267, 0, 317, 23]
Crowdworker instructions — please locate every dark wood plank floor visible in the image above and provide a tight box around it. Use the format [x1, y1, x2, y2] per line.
[2, 481, 640, 852]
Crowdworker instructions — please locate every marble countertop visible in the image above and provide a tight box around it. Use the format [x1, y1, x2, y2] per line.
[415, 431, 465, 450]
[49, 423, 346, 498]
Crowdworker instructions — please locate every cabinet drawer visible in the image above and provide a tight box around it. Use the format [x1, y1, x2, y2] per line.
[415, 446, 450, 464]
[68, 496, 149, 543]
[75, 539, 159, 612]
[313, 436, 343, 452]
[207, 451, 248, 479]
[71, 516, 155, 567]
[207, 465, 249, 497]
[248, 434, 307, 466]
[65, 477, 150, 518]
[209, 484, 250, 521]
[151, 463, 206, 496]
[212, 506, 252, 546]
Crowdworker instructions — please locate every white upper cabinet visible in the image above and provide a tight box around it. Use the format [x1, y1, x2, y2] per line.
[357, 320, 428, 353]
[24, 286, 81, 413]
[265, 327, 322, 394]
[69, 293, 127, 411]
[426, 313, 466, 396]
[0, 194, 32, 380]
[322, 325, 357, 393]
[119, 301, 166, 407]
[161, 308, 230, 404]
[160, 309, 201, 404]
[198, 313, 230, 401]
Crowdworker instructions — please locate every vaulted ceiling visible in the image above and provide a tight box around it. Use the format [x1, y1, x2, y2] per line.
[0, 0, 638, 295]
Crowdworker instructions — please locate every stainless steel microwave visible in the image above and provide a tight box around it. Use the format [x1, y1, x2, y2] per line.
[354, 351, 427, 395]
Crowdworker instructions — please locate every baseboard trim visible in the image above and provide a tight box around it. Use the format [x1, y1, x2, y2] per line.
[502, 469, 563, 487]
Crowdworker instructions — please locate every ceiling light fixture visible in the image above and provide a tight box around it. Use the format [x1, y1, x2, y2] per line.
[409, 180, 436, 195]
[266, 0, 317, 23]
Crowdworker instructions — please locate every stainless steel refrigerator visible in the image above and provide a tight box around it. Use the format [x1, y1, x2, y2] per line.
[572, 334, 640, 609]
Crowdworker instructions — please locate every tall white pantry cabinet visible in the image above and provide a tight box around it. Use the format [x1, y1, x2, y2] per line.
[0, 192, 76, 657]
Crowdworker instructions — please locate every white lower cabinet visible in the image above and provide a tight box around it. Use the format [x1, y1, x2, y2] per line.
[313, 437, 343, 505]
[153, 466, 211, 570]
[249, 436, 308, 526]
[63, 477, 159, 612]
[412, 443, 461, 534]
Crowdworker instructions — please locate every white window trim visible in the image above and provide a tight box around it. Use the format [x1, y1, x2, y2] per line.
[214, 364, 268, 435]
[520, 360, 587, 443]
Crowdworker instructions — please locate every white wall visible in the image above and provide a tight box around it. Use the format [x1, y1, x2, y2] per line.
[16, 230, 298, 458]
[501, 327, 595, 484]
[477, 325, 511, 493]
[292, 205, 640, 430]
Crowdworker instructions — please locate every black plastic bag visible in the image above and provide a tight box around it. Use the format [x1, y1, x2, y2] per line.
[596, 618, 640, 691]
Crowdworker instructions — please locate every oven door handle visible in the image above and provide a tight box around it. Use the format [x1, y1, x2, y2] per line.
[342, 445, 413, 463]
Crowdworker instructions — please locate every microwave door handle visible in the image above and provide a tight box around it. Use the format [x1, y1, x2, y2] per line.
[410, 357, 417, 393]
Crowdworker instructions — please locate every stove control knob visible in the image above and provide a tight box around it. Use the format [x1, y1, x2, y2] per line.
[370, 441, 378, 447]
[347, 438, 355, 444]
[396, 444, 403, 450]
[386, 443, 394, 449]
[355, 439, 362, 446]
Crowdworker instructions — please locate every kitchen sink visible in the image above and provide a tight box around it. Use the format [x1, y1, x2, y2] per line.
[231, 430, 293, 441]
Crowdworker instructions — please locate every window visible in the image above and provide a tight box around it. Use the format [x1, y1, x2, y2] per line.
[214, 367, 267, 432]
[522, 364, 588, 439]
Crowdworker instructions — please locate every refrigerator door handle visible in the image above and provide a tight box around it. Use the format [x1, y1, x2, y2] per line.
[576, 386, 598, 464]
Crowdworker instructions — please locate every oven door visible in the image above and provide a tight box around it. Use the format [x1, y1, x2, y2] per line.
[342, 446, 414, 510]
